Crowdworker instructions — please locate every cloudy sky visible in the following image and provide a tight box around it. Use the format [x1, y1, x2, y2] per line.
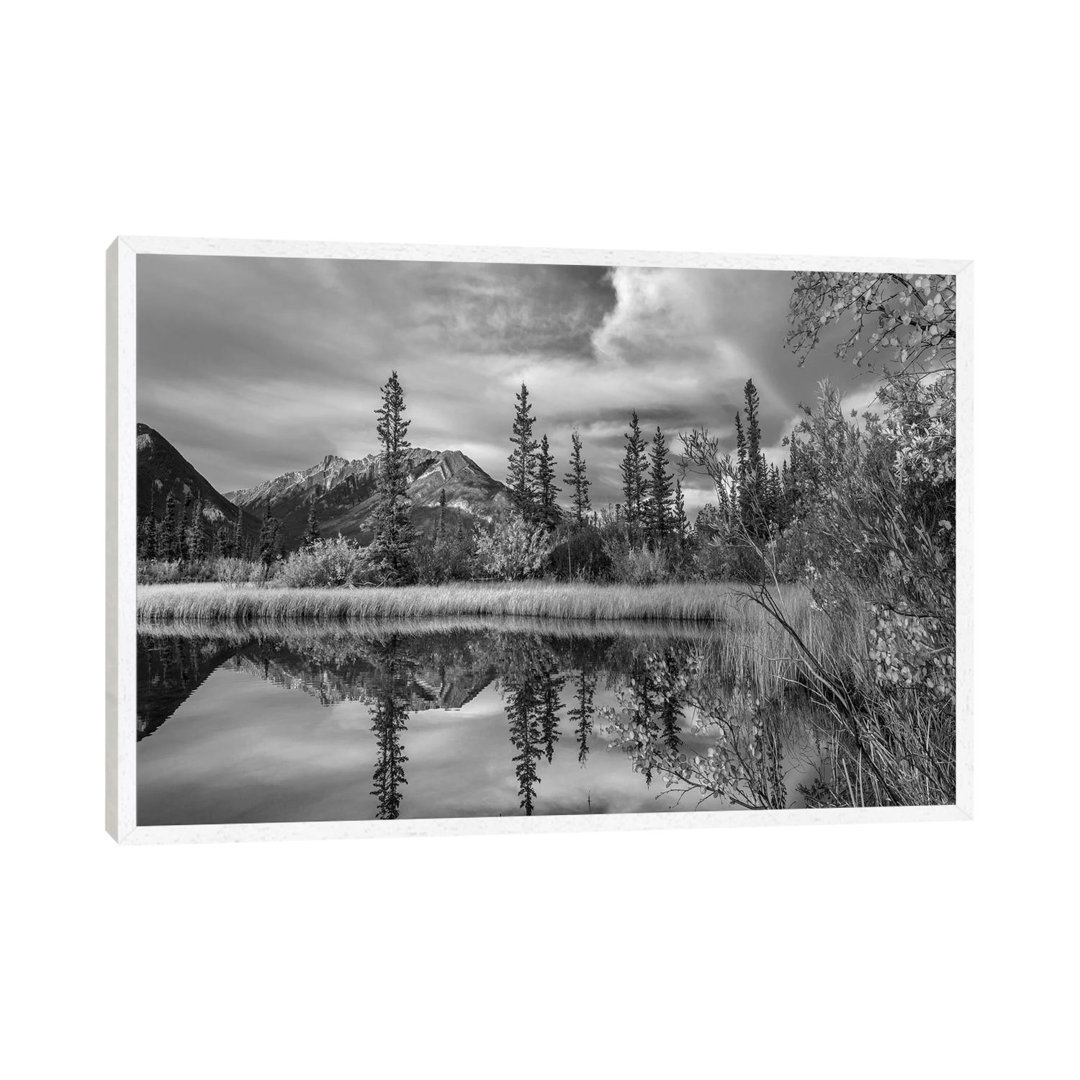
[137, 254, 881, 513]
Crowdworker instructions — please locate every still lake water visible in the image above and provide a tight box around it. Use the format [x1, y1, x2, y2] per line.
[137, 621, 821, 825]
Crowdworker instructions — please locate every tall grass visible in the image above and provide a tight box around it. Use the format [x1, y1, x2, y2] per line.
[138, 580, 803, 623]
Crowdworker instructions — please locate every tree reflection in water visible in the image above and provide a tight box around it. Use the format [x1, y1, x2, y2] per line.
[137, 623, 813, 818]
[568, 668, 597, 764]
[539, 660, 565, 764]
[366, 638, 410, 819]
[602, 647, 790, 810]
[498, 637, 576, 814]
[504, 666, 543, 816]
[615, 646, 693, 787]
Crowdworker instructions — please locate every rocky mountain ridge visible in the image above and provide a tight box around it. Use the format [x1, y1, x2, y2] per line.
[225, 446, 513, 548]
[137, 423, 262, 543]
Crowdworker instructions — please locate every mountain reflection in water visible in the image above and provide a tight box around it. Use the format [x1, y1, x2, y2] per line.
[137, 621, 821, 825]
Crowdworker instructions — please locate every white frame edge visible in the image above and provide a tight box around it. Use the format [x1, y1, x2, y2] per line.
[107, 238, 139, 842]
[107, 237, 973, 844]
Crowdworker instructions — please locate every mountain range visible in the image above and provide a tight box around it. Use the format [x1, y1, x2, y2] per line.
[138, 423, 512, 550]
[137, 423, 263, 544]
[225, 445, 512, 548]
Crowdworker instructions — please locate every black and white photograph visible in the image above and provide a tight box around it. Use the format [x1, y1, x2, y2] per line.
[133, 251, 958, 826]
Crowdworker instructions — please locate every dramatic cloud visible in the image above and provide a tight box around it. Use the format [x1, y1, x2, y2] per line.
[137, 254, 881, 511]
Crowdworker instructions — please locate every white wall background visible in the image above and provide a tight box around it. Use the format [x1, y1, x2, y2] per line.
[3, 3, 1075, 1077]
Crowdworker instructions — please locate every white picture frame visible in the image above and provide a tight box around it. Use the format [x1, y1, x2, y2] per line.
[106, 236, 973, 844]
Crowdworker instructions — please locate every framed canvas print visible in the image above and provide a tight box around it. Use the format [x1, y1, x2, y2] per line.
[106, 238, 972, 843]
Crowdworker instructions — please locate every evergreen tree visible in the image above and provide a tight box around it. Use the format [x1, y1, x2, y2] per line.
[370, 370, 417, 584]
[620, 410, 647, 534]
[185, 496, 206, 562]
[154, 518, 168, 561]
[161, 493, 179, 561]
[258, 497, 280, 574]
[644, 426, 674, 545]
[564, 430, 591, 526]
[741, 379, 767, 533]
[536, 433, 560, 530]
[506, 382, 539, 518]
[717, 477, 731, 528]
[303, 500, 321, 549]
[744, 378, 763, 470]
[766, 463, 782, 526]
[673, 479, 690, 551]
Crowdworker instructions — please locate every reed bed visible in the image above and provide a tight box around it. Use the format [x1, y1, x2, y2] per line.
[137, 612, 738, 643]
[138, 580, 794, 624]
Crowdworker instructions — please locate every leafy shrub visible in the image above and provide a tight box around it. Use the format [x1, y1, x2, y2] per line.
[278, 537, 370, 588]
[474, 514, 554, 581]
[600, 537, 673, 585]
[137, 559, 184, 584]
[210, 557, 270, 584]
[753, 373, 957, 806]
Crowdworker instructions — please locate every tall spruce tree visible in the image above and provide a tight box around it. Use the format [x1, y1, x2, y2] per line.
[716, 480, 730, 527]
[734, 410, 747, 525]
[506, 382, 539, 519]
[536, 434, 560, 530]
[644, 426, 674, 544]
[766, 463, 782, 526]
[370, 370, 417, 583]
[673, 479, 690, 551]
[741, 379, 767, 532]
[564, 430, 591, 526]
[620, 410, 647, 535]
